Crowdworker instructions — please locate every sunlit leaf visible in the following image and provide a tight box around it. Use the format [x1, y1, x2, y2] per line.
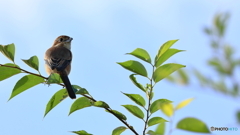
[155, 123, 165, 135]
[117, 60, 148, 77]
[0, 63, 21, 81]
[155, 40, 178, 64]
[122, 93, 146, 107]
[69, 97, 92, 115]
[129, 74, 146, 92]
[177, 117, 210, 133]
[0, 43, 15, 62]
[148, 117, 168, 127]
[127, 48, 151, 63]
[153, 63, 185, 83]
[161, 103, 174, 117]
[112, 126, 127, 135]
[44, 89, 68, 117]
[150, 99, 172, 114]
[122, 105, 144, 119]
[9, 75, 44, 100]
[106, 110, 127, 120]
[71, 130, 92, 135]
[22, 55, 39, 71]
[155, 48, 184, 67]
[175, 98, 194, 110]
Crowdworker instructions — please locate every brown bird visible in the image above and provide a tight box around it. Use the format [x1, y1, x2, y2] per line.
[44, 35, 76, 99]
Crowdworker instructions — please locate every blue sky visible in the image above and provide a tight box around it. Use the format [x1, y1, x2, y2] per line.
[0, 0, 240, 135]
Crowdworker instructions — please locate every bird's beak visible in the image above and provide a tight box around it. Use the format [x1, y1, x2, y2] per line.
[67, 37, 73, 42]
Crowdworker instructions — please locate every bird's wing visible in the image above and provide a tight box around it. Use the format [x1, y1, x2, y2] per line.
[45, 46, 72, 72]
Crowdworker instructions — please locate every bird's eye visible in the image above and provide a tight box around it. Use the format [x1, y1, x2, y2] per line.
[59, 38, 63, 42]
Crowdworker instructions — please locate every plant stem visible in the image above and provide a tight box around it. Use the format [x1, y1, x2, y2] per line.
[143, 65, 155, 134]
[0, 64, 139, 134]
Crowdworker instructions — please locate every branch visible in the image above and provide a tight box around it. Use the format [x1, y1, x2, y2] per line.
[143, 65, 155, 134]
[0, 64, 48, 79]
[0, 64, 139, 134]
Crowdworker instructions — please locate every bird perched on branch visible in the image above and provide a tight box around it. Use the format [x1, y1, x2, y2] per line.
[44, 35, 76, 99]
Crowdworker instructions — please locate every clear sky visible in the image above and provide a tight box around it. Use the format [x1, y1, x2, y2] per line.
[0, 0, 240, 135]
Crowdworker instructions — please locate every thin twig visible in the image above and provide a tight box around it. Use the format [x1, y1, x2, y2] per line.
[0, 64, 48, 79]
[0, 64, 139, 134]
[143, 65, 155, 134]
[105, 107, 139, 135]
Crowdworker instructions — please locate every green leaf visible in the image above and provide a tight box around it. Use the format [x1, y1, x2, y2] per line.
[150, 99, 172, 114]
[149, 91, 154, 100]
[155, 123, 165, 135]
[0, 63, 21, 81]
[148, 117, 168, 127]
[122, 93, 146, 107]
[0, 43, 15, 62]
[208, 58, 226, 74]
[146, 130, 158, 135]
[177, 117, 210, 133]
[44, 89, 68, 117]
[146, 90, 154, 100]
[69, 97, 92, 115]
[129, 74, 146, 92]
[9, 75, 44, 100]
[117, 60, 148, 77]
[165, 74, 176, 83]
[122, 104, 144, 119]
[153, 63, 185, 83]
[46, 73, 63, 84]
[106, 110, 127, 120]
[73, 85, 89, 95]
[177, 69, 189, 84]
[203, 27, 213, 35]
[112, 126, 127, 135]
[22, 55, 39, 71]
[237, 111, 240, 124]
[214, 12, 229, 37]
[193, 69, 210, 86]
[155, 40, 178, 64]
[93, 101, 109, 108]
[161, 103, 174, 117]
[155, 48, 184, 67]
[224, 45, 233, 60]
[175, 98, 194, 110]
[71, 130, 93, 135]
[127, 48, 151, 63]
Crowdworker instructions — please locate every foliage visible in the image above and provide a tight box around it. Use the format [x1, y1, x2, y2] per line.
[167, 12, 240, 124]
[0, 40, 209, 134]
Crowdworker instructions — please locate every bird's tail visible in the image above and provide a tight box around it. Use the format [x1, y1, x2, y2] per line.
[60, 74, 76, 99]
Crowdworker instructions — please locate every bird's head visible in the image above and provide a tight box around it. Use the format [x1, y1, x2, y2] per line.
[53, 35, 73, 49]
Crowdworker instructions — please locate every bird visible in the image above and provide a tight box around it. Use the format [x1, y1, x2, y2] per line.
[44, 35, 76, 99]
